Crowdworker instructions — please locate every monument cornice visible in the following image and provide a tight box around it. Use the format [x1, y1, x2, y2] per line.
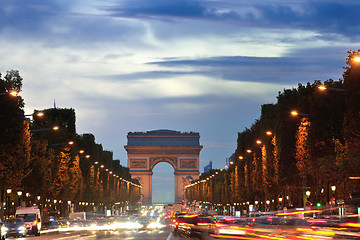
[124, 145, 203, 152]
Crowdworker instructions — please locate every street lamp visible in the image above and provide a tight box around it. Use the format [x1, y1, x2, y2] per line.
[30, 126, 60, 133]
[6, 189, 11, 218]
[17, 191, 22, 207]
[0, 90, 18, 96]
[291, 110, 309, 117]
[317, 85, 345, 92]
[266, 131, 272, 136]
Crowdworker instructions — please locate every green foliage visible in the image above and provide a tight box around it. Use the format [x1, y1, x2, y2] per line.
[0, 70, 30, 190]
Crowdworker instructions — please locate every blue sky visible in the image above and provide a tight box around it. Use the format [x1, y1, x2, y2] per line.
[1, 0, 359, 203]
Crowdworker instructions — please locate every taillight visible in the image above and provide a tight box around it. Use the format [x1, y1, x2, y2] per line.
[215, 223, 227, 228]
[197, 223, 208, 226]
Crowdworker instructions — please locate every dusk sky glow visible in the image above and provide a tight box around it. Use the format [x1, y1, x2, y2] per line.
[1, 0, 359, 203]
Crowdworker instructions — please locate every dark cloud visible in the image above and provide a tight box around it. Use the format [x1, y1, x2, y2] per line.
[103, 0, 360, 39]
[104, 0, 206, 18]
[254, 2, 360, 38]
[147, 47, 347, 85]
[0, 0, 66, 31]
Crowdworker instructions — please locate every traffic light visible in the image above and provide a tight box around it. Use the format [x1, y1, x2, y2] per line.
[316, 202, 321, 207]
[205, 205, 208, 209]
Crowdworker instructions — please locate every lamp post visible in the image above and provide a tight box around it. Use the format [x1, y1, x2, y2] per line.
[6, 189, 11, 218]
[17, 191, 22, 207]
[331, 185, 336, 205]
[0, 90, 18, 97]
[278, 196, 283, 210]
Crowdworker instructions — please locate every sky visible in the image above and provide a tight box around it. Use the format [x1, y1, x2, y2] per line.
[1, 0, 360, 203]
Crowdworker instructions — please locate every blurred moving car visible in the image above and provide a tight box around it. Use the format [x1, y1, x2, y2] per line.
[172, 214, 214, 238]
[42, 220, 61, 233]
[0, 220, 6, 240]
[3, 218, 27, 238]
[211, 216, 248, 236]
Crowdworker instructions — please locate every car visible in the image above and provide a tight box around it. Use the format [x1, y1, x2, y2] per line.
[42, 220, 61, 233]
[173, 214, 214, 239]
[211, 216, 248, 236]
[15, 207, 41, 236]
[3, 218, 27, 238]
[0, 220, 6, 240]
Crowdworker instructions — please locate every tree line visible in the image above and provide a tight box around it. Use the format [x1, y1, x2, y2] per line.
[0, 70, 140, 219]
[186, 50, 360, 212]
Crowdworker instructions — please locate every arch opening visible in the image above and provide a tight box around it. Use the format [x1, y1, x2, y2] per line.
[152, 162, 175, 204]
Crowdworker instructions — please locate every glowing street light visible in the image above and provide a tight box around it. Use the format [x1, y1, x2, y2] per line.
[318, 85, 327, 91]
[291, 111, 299, 116]
[266, 131, 272, 136]
[239, 156, 243, 160]
[353, 57, 360, 62]
[0, 90, 18, 96]
[291, 111, 308, 117]
[317, 85, 344, 92]
[246, 149, 252, 153]
[256, 140, 262, 145]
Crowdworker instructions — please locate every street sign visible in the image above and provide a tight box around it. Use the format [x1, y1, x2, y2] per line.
[330, 197, 336, 205]
[305, 201, 312, 207]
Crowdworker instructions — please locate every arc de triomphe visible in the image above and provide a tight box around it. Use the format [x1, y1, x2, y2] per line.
[124, 130, 202, 205]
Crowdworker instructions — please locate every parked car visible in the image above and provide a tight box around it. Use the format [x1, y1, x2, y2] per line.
[3, 218, 27, 238]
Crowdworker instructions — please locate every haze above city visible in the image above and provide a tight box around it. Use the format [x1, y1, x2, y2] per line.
[1, 0, 359, 203]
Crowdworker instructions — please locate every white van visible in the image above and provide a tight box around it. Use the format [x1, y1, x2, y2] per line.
[15, 207, 41, 236]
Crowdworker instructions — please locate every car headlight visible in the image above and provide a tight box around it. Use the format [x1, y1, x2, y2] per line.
[2, 227, 8, 232]
[18, 226, 26, 231]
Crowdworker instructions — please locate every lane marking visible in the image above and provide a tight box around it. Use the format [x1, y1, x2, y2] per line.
[166, 232, 173, 240]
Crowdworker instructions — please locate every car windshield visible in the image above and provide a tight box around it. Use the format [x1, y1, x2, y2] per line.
[16, 214, 36, 222]
[5, 218, 24, 226]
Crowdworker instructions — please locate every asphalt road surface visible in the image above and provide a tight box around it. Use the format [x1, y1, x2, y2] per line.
[11, 227, 205, 240]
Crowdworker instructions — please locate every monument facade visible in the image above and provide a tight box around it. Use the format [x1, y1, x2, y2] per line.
[124, 129, 202, 205]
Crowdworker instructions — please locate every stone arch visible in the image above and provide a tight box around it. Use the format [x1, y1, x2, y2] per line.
[124, 129, 202, 205]
[150, 157, 177, 171]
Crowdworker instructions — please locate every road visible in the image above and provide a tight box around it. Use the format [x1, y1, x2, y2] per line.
[13, 227, 205, 240]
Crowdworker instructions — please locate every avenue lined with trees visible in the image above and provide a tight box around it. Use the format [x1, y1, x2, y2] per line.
[0, 70, 141, 220]
[186, 50, 360, 214]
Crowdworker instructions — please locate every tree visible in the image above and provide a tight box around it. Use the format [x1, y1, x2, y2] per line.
[0, 70, 30, 220]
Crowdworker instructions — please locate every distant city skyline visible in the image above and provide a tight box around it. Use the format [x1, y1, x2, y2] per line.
[1, 0, 359, 203]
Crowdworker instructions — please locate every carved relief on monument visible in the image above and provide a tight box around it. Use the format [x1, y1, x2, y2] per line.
[130, 159, 147, 168]
[182, 175, 194, 187]
[180, 159, 197, 169]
